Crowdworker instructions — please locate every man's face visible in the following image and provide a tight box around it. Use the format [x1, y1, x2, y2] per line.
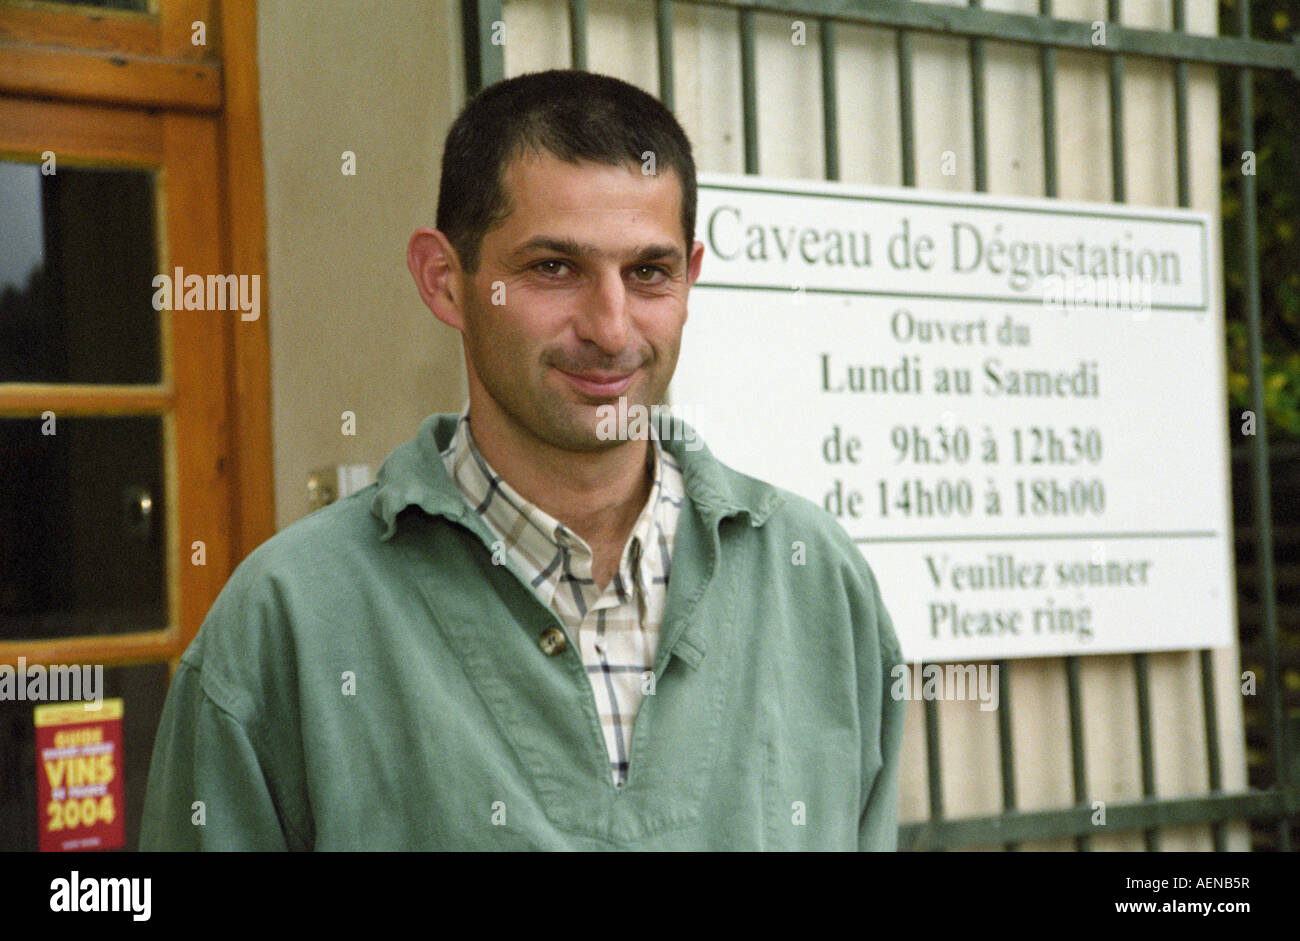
[458, 153, 703, 452]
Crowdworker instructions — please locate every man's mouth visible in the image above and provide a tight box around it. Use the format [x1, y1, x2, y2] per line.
[556, 368, 636, 398]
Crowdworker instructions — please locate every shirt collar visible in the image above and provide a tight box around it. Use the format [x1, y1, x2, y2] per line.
[370, 409, 783, 543]
[439, 406, 667, 606]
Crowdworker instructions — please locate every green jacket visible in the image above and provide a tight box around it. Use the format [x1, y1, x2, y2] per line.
[140, 413, 904, 850]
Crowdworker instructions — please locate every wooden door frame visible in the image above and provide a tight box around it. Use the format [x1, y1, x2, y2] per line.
[211, 0, 274, 571]
[0, 0, 274, 665]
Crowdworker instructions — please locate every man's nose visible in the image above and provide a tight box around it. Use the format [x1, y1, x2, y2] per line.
[574, 270, 634, 354]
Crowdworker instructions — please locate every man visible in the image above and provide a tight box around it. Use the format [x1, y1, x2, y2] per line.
[141, 69, 904, 851]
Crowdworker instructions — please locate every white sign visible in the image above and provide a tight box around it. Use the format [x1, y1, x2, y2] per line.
[670, 172, 1235, 662]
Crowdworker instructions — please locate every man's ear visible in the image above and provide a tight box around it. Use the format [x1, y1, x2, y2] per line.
[407, 228, 467, 331]
[682, 239, 705, 325]
[686, 239, 705, 288]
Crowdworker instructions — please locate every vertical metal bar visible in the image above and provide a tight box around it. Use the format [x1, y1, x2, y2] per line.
[1236, 0, 1290, 853]
[899, 17, 932, 840]
[463, 0, 506, 95]
[821, 17, 840, 181]
[1171, 0, 1225, 853]
[1172, 0, 1191, 210]
[896, 30, 915, 187]
[997, 661, 1017, 850]
[924, 671, 944, 847]
[959, 0, 1007, 848]
[965, 0, 1009, 848]
[569, 0, 588, 71]
[1105, 0, 1156, 851]
[969, 0, 987, 192]
[1039, 0, 1058, 199]
[1039, 24, 1088, 851]
[1066, 656, 1090, 851]
[1108, 0, 1125, 203]
[740, 7, 759, 174]
[656, 0, 675, 112]
[1200, 649, 1226, 851]
[1134, 652, 1159, 850]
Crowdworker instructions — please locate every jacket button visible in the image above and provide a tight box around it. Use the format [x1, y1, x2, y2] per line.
[539, 627, 567, 656]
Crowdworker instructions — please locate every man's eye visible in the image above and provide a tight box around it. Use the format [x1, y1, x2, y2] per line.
[536, 260, 570, 276]
[632, 265, 667, 283]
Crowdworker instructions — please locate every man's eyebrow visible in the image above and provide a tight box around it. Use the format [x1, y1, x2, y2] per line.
[506, 236, 683, 266]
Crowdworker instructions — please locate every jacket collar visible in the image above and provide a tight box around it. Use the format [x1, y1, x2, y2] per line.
[370, 411, 784, 542]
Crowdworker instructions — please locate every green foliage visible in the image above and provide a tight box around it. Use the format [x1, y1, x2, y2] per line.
[1219, 0, 1300, 439]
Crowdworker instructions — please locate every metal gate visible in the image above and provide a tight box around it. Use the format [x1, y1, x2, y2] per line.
[462, 0, 1300, 850]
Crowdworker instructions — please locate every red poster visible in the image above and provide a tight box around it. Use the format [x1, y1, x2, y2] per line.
[35, 698, 126, 853]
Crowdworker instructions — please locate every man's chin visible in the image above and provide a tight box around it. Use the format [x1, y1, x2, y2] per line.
[549, 399, 655, 453]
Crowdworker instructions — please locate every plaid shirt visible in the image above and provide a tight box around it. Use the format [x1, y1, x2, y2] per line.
[440, 407, 684, 789]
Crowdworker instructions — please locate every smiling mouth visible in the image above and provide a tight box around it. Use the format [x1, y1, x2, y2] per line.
[556, 368, 636, 398]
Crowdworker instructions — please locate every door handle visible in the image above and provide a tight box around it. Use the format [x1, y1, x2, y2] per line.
[123, 484, 154, 539]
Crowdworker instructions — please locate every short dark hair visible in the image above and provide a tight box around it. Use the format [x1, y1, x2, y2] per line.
[436, 69, 697, 274]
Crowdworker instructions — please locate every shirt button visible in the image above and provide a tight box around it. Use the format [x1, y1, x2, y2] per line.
[539, 627, 567, 656]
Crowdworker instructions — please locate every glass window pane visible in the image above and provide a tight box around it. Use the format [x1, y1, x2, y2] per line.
[0, 416, 167, 641]
[0, 162, 160, 385]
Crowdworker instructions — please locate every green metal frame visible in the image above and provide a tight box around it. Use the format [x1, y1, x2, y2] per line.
[464, 0, 1300, 852]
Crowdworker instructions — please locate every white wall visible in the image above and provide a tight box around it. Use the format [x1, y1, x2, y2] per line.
[258, 0, 469, 530]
